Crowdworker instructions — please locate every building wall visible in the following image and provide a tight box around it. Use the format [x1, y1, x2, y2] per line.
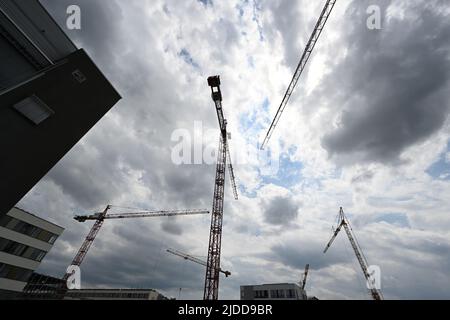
[0, 207, 63, 296]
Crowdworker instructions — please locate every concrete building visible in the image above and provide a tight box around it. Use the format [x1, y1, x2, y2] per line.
[0, 0, 121, 215]
[65, 288, 169, 300]
[22, 273, 170, 300]
[0, 207, 64, 298]
[240, 283, 307, 300]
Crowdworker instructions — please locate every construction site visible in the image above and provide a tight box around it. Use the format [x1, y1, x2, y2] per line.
[1, 0, 450, 302]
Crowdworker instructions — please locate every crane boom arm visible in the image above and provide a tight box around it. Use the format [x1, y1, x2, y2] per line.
[226, 146, 238, 200]
[64, 206, 209, 284]
[301, 264, 310, 290]
[342, 222, 383, 300]
[74, 209, 209, 222]
[167, 249, 231, 277]
[261, 0, 337, 150]
[63, 206, 110, 281]
[323, 222, 343, 253]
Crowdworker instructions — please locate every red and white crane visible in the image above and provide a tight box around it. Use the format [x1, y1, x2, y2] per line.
[62, 205, 209, 282]
[300, 264, 310, 290]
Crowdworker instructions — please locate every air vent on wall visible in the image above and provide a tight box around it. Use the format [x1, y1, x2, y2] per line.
[13, 95, 54, 125]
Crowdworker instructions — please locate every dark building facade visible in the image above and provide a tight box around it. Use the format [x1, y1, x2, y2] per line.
[0, 0, 121, 215]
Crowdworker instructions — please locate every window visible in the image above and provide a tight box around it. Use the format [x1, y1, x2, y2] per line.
[36, 251, 46, 262]
[270, 290, 285, 299]
[1, 217, 58, 244]
[0, 263, 33, 282]
[48, 234, 58, 245]
[0, 238, 9, 251]
[287, 289, 296, 298]
[13, 95, 54, 125]
[0, 237, 47, 262]
[5, 218, 20, 230]
[37, 230, 51, 242]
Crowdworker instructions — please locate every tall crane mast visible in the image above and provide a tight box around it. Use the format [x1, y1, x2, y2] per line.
[301, 264, 310, 290]
[62, 205, 209, 282]
[323, 207, 383, 300]
[167, 248, 231, 277]
[204, 75, 238, 300]
[261, 0, 337, 150]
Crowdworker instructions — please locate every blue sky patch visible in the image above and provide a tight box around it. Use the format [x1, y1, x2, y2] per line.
[261, 149, 303, 189]
[178, 48, 200, 70]
[426, 142, 450, 180]
[374, 213, 411, 228]
[198, 0, 212, 7]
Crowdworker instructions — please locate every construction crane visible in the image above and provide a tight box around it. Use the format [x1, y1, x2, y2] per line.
[167, 248, 231, 277]
[260, 0, 337, 150]
[300, 264, 310, 290]
[204, 75, 239, 300]
[323, 207, 383, 300]
[62, 205, 209, 282]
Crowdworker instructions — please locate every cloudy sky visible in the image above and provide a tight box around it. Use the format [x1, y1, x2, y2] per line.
[18, 0, 450, 299]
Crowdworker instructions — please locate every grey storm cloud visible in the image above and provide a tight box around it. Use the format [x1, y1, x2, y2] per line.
[267, 0, 320, 71]
[268, 240, 349, 271]
[161, 218, 184, 236]
[320, 0, 450, 165]
[263, 196, 299, 225]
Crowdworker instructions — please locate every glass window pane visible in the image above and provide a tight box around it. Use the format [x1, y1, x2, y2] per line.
[36, 251, 46, 262]
[0, 238, 10, 251]
[37, 230, 50, 242]
[48, 234, 58, 244]
[0, 216, 12, 227]
[0, 263, 7, 277]
[6, 218, 20, 230]
[22, 247, 35, 259]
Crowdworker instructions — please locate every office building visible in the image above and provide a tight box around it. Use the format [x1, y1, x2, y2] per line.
[0, 207, 64, 298]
